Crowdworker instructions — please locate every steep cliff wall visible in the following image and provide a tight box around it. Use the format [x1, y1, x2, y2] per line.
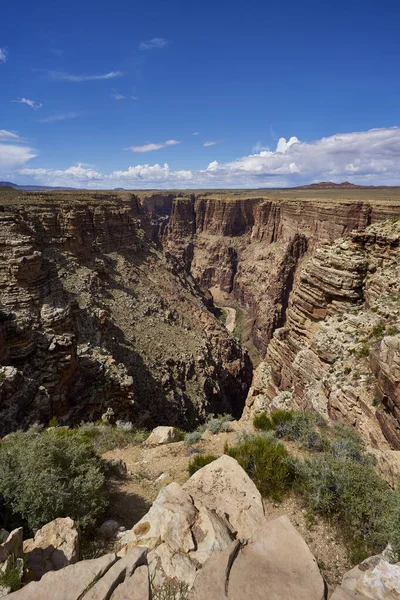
[250, 221, 400, 449]
[0, 192, 252, 434]
[163, 195, 400, 356]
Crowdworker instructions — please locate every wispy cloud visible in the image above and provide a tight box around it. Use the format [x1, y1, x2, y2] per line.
[252, 141, 269, 153]
[0, 48, 7, 63]
[38, 112, 78, 123]
[49, 70, 124, 82]
[192, 132, 199, 136]
[13, 98, 43, 110]
[112, 93, 126, 100]
[139, 38, 168, 51]
[126, 139, 180, 153]
[204, 140, 221, 147]
[50, 48, 63, 56]
[0, 130, 26, 143]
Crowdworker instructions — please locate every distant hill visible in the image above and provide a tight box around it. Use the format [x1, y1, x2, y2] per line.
[293, 181, 386, 190]
[0, 181, 76, 191]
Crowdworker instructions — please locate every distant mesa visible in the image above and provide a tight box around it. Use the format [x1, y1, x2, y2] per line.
[294, 181, 381, 189]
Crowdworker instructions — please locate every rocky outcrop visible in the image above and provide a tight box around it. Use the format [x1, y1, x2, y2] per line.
[145, 426, 182, 446]
[188, 517, 325, 600]
[256, 220, 400, 449]
[6, 549, 149, 600]
[0, 191, 252, 433]
[23, 518, 79, 581]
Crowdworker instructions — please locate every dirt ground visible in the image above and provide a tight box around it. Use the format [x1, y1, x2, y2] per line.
[102, 425, 351, 588]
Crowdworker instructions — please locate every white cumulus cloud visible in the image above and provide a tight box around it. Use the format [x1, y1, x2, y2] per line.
[10, 127, 400, 189]
[13, 98, 43, 110]
[0, 48, 7, 63]
[204, 141, 220, 147]
[126, 140, 180, 153]
[139, 38, 168, 51]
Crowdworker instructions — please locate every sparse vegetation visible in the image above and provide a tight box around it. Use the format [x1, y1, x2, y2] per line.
[184, 430, 202, 444]
[188, 454, 218, 476]
[0, 556, 24, 592]
[371, 323, 385, 337]
[226, 436, 294, 500]
[0, 426, 108, 534]
[254, 410, 325, 451]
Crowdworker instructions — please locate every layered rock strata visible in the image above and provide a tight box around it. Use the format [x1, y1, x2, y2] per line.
[253, 220, 400, 449]
[0, 191, 251, 434]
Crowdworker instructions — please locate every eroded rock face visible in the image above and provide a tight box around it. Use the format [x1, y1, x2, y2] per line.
[252, 221, 400, 449]
[0, 192, 252, 433]
[162, 194, 400, 358]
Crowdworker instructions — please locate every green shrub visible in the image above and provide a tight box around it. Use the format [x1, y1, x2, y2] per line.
[295, 454, 400, 558]
[226, 436, 294, 500]
[0, 428, 108, 534]
[75, 423, 148, 454]
[48, 416, 58, 428]
[357, 344, 370, 358]
[188, 454, 218, 476]
[371, 323, 385, 337]
[253, 412, 274, 431]
[254, 410, 324, 451]
[184, 431, 202, 444]
[0, 556, 23, 592]
[204, 414, 233, 434]
[328, 423, 373, 465]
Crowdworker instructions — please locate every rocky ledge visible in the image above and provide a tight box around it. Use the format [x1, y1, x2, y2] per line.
[1, 455, 399, 599]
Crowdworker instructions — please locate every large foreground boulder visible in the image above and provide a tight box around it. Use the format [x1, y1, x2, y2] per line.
[23, 517, 79, 581]
[182, 455, 265, 541]
[6, 549, 148, 600]
[188, 516, 325, 600]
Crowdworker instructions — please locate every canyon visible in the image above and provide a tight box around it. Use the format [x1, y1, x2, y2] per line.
[1, 186, 400, 452]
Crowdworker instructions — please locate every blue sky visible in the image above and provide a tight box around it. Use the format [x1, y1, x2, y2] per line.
[1, 0, 400, 188]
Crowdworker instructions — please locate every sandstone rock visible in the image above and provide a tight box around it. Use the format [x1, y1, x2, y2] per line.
[122, 482, 197, 552]
[145, 426, 182, 445]
[6, 552, 118, 599]
[23, 517, 79, 581]
[83, 548, 147, 600]
[330, 588, 369, 599]
[148, 542, 198, 588]
[342, 555, 400, 599]
[0, 528, 23, 564]
[183, 455, 265, 541]
[109, 564, 150, 600]
[189, 516, 325, 600]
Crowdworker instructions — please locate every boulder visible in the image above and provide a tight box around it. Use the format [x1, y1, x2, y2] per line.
[330, 589, 369, 600]
[83, 548, 147, 600]
[23, 517, 79, 581]
[106, 458, 127, 478]
[189, 516, 325, 600]
[145, 426, 182, 445]
[342, 554, 400, 599]
[183, 455, 265, 541]
[0, 529, 23, 564]
[98, 520, 120, 540]
[121, 482, 197, 552]
[109, 564, 150, 600]
[6, 553, 118, 600]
